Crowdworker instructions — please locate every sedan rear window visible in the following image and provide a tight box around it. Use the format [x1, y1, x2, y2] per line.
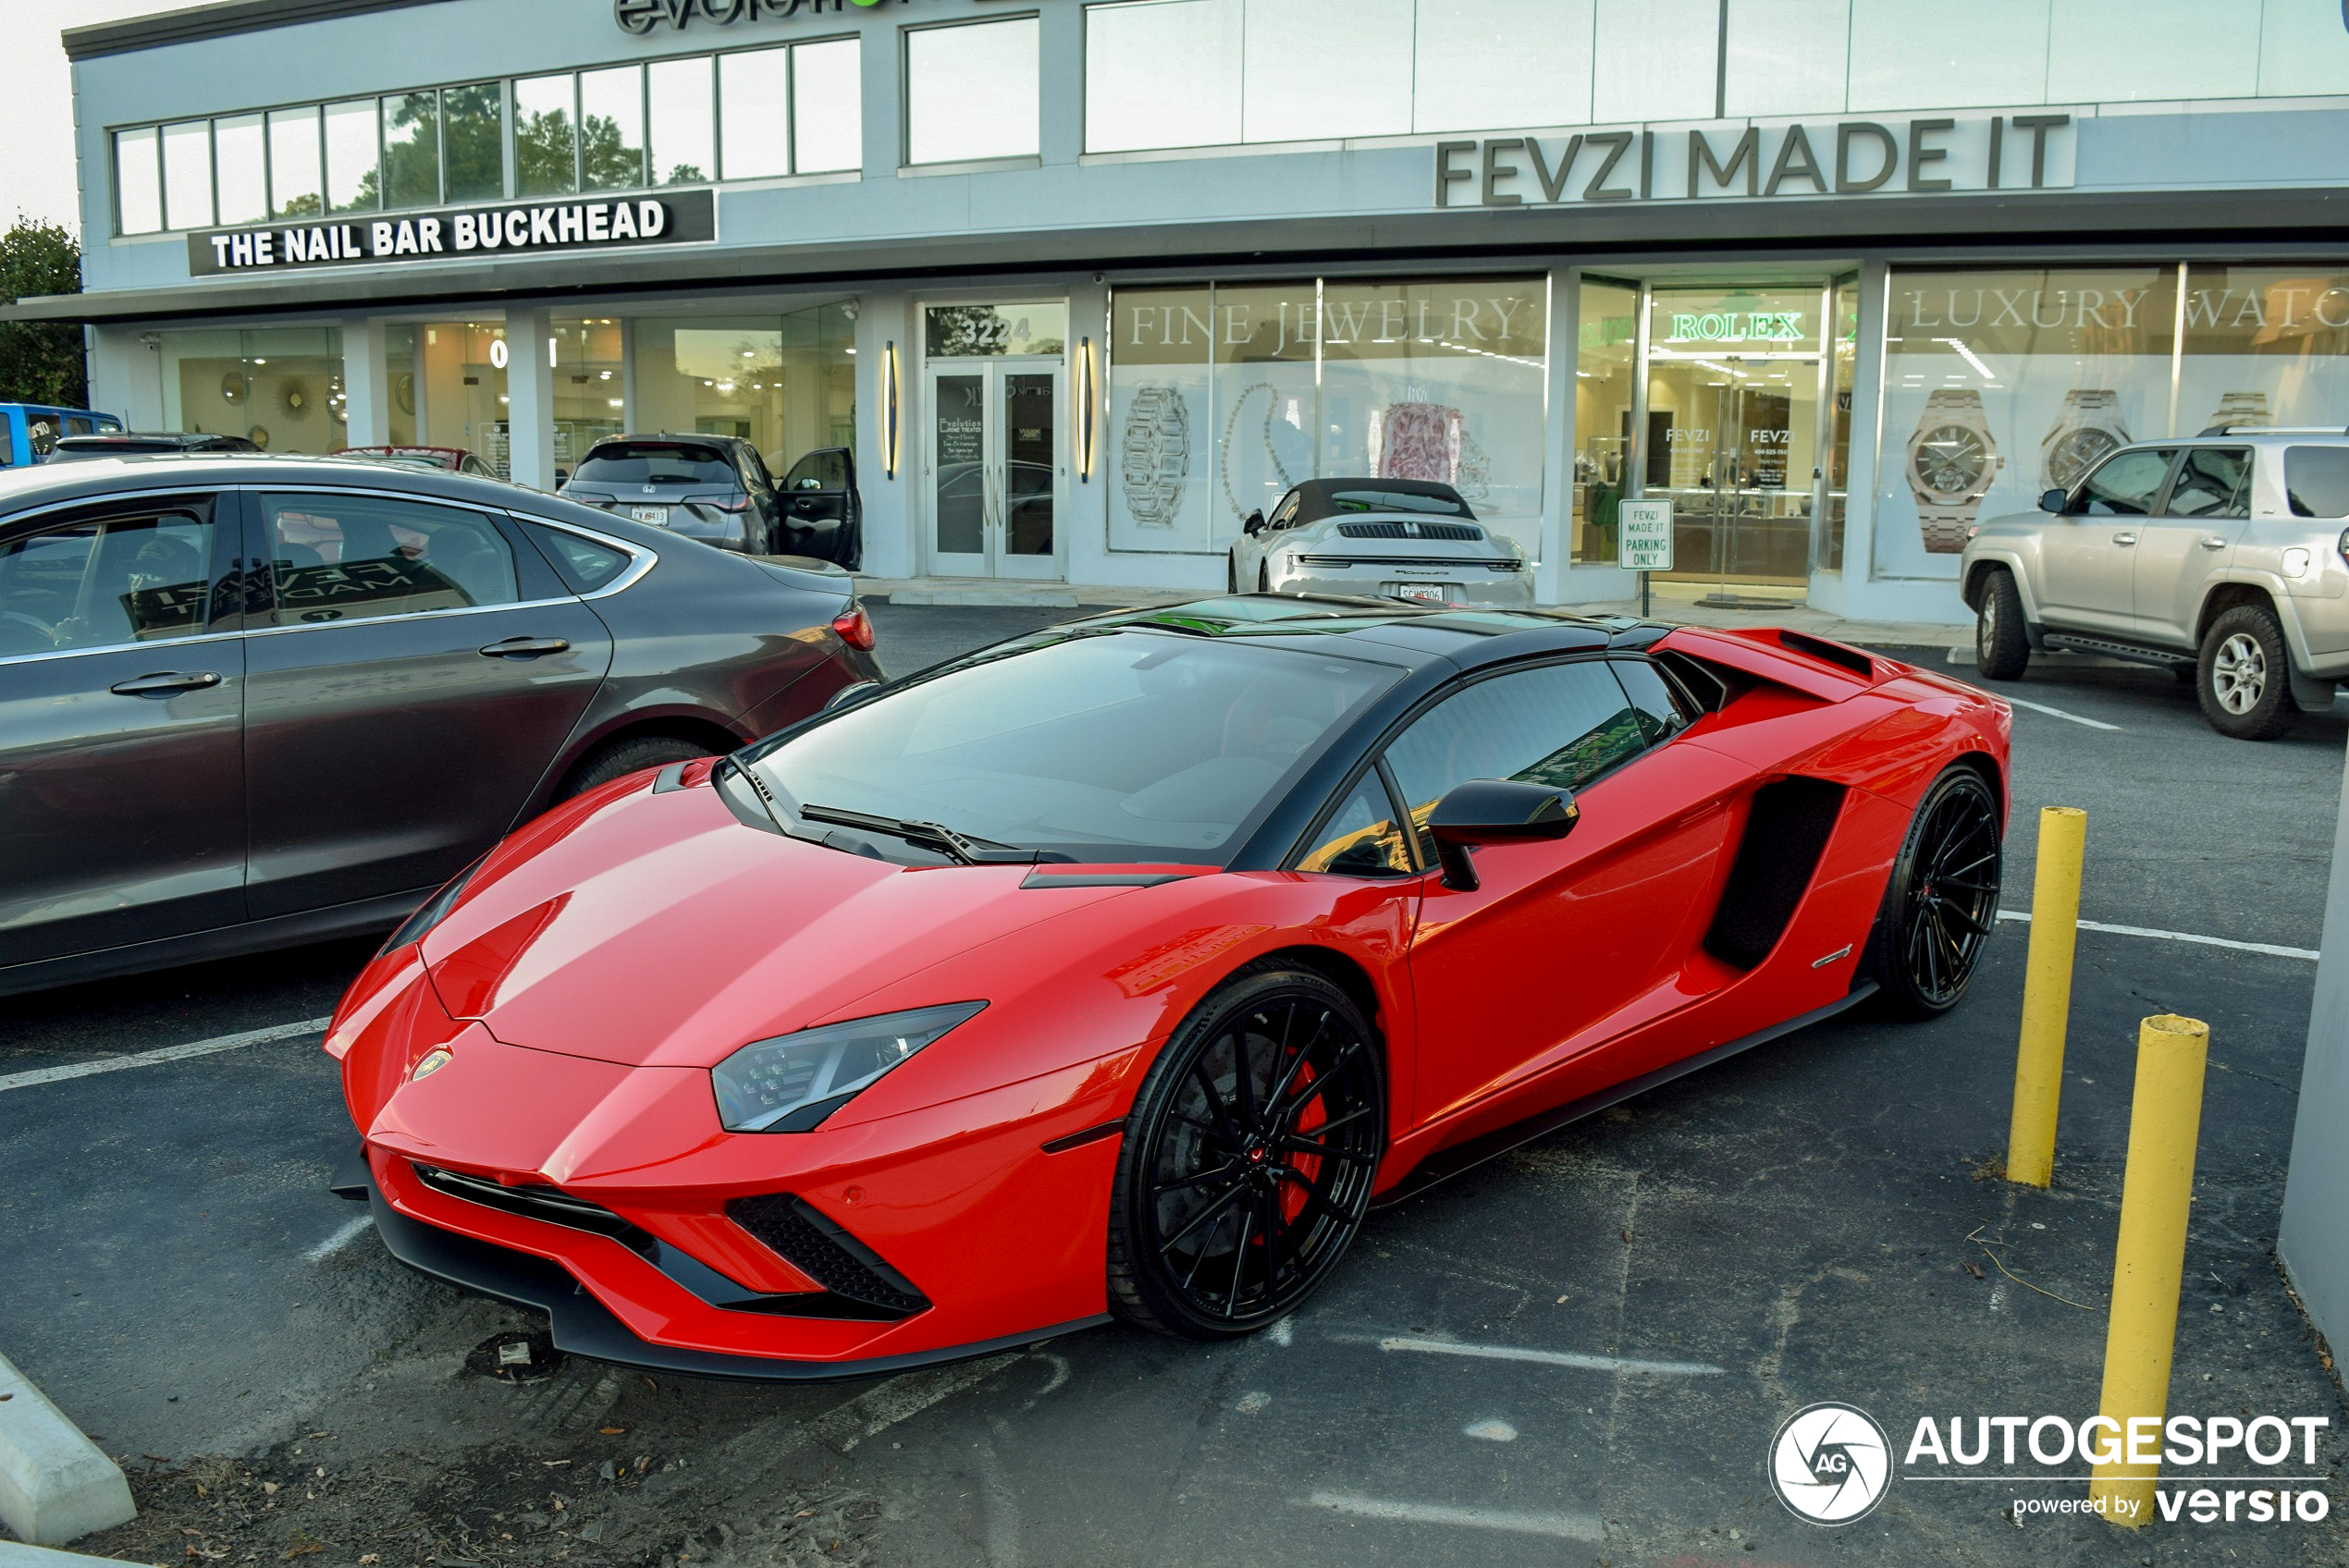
[573, 443, 736, 486]
[2285, 446, 2349, 519]
[745, 631, 1399, 863]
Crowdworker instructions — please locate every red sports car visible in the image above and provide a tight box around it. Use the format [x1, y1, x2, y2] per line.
[327, 597, 2010, 1378]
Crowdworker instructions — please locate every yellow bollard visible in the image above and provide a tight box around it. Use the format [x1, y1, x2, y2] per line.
[2006, 806, 2088, 1187]
[2089, 1014, 2212, 1528]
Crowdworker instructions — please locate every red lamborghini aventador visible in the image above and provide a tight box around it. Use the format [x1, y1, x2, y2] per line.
[327, 595, 2011, 1378]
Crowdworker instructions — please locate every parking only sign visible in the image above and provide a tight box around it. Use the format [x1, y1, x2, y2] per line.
[1617, 500, 1674, 571]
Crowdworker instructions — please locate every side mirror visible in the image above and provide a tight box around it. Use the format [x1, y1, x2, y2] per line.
[1425, 778, 1578, 892]
[1243, 509, 1266, 536]
[2038, 488, 2066, 514]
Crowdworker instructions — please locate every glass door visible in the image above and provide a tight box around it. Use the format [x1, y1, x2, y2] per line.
[924, 359, 1066, 579]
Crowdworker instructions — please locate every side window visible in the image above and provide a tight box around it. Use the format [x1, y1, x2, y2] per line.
[1612, 656, 1693, 743]
[27, 417, 59, 460]
[2164, 447, 2252, 520]
[1297, 772, 1413, 876]
[783, 448, 849, 493]
[1270, 491, 1303, 530]
[2072, 448, 2175, 516]
[1384, 661, 1650, 859]
[261, 492, 520, 628]
[526, 522, 633, 593]
[0, 502, 216, 656]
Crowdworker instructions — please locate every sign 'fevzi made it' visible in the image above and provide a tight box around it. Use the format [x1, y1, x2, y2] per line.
[1434, 114, 2074, 207]
[186, 190, 716, 276]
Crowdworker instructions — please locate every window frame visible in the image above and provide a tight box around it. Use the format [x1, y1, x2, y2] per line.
[0, 491, 241, 667]
[901, 12, 1044, 168]
[2065, 446, 2183, 518]
[2157, 445, 2254, 521]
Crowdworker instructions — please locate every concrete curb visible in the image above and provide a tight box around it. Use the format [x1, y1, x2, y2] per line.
[0, 1543, 153, 1568]
[0, 1354, 135, 1547]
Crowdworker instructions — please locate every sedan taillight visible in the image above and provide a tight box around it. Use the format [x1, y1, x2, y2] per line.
[831, 604, 876, 652]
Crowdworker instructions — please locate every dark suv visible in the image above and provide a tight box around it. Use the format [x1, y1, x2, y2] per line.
[560, 435, 785, 557]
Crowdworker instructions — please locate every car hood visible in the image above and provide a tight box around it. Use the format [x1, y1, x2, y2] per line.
[417, 775, 1149, 1070]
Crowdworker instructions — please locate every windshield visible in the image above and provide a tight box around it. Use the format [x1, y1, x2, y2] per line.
[572, 443, 735, 486]
[744, 631, 1399, 863]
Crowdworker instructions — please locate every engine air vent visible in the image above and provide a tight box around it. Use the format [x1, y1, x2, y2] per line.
[1704, 778, 1850, 969]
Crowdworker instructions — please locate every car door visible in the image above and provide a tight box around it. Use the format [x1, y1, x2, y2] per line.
[1385, 655, 1742, 1127]
[2132, 446, 2252, 649]
[240, 484, 615, 920]
[778, 447, 859, 565]
[0, 490, 247, 969]
[2038, 447, 2179, 636]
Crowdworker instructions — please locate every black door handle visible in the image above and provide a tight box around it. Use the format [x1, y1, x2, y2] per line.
[109, 670, 223, 696]
[479, 637, 571, 658]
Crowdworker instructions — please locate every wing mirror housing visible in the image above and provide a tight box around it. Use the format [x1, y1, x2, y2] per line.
[1425, 778, 1578, 891]
[2038, 488, 2066, 514]
[1243, 509, 1266, 536]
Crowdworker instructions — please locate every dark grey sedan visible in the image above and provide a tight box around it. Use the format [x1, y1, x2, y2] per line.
[0, 452, 880, 998]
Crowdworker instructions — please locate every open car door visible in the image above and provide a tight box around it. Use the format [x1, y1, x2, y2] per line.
[776, 447, 861, 568]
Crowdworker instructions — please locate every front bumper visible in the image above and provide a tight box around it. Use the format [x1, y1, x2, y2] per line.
[342, 1150, 1104, 1381]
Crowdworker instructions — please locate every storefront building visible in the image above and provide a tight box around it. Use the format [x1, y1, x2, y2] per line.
[22, 0, 2349, 621]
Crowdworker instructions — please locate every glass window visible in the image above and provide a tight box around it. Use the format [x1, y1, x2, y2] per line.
[648, 55, 716, 184]
[633, 305, 855, 472]
[412, 322, 510, 475]
[1242, 0, 1409, 141]
[792, 36, 862, 173]
[2179, 266, 2349, 436]
[529, 524, 633, 592]
[2163, 447, 2252, 519]
[157, 325, 346, 456]
[2072, 448, 2176, 515]
[1821, 275, 1859, 571]
[2048, 0, 2257, 103]
[1297, 773, 1414, 876]
[1722, 0, 1849, 117]
[906, 18, 1040, 165]
[382, 92, 440, 209]
[441, 83, 504, 202]
[267, 107, 323, 218]
[262, 493, 519, 627]
[1611, 657, 1691, 743]
[0, 507, 217, 656]
[214, 114, 266, 226]
[572, 439, 737, 485]
[115, 127, 162, 234]
[1085, 0, 1241, 153]
[161, 119, 213, 231]
[324, 98, 381, 213]
[1847, 0, 2050, 111]
[747, 632, 1396, 862]
[1876, 266, 2179, 579]
[550, 317, 624, 472]
[580, 65, 646, 190]
[1384, 660, 1647, 857]
[513, 74, 578, 197]
[1571, 278, 1638, 564]
[924, 302, 1068, 357]
[1414, 0, 1593, 133]
[1592, 0, 1716, 122]
[2285, 447, 2349, 520]
[718, 47, 791, 180]
[783, 448, 849, 491]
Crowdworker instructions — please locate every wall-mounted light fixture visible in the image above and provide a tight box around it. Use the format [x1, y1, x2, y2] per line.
[1075, 335, 1098, 483]
[881, 340, 902, 480]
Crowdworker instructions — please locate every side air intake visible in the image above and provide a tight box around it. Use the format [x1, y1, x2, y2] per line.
[726, 1194, 931, 1318]
[1704, 778, 1849, 969]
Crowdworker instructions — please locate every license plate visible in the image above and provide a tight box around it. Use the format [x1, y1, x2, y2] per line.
[629, 506, 670, 525]
[1385, 582, 1455, 604]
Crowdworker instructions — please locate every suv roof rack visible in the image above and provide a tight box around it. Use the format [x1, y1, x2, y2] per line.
[2195, 424, 2349, 437]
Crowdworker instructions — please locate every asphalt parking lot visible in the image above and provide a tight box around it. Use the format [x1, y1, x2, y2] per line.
[4, 607, 2345, 1568]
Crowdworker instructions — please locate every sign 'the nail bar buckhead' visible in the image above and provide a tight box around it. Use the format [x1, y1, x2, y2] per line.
[188, 190, 717, 276]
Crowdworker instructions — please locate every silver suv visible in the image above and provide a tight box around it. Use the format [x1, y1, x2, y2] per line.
[1960, 429, 2349, 740]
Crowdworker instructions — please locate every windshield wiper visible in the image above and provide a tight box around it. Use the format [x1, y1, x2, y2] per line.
[714, 753, 787, 834]
[798, 804, 1058, 865]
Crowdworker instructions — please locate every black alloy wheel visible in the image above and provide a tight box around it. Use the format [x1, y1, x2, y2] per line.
[1108, 966, 1384, 1339]
[1871, 766, 2003, 1019]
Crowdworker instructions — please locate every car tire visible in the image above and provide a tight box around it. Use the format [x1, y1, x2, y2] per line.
[556, 734, 722, 802]
[1106, 963, 1384, 1341]
[1867, 765, 2003, 1022]
[1974, 569, 2031, 681]
[2197, 604, 2299, 741]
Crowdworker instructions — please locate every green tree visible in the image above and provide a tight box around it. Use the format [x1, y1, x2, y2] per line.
[0, 216, 86, 407]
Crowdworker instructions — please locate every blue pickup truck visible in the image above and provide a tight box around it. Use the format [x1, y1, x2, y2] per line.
[0, 404, 125, 468]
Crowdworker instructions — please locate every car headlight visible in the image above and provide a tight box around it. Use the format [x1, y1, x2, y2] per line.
[711, 1001, 987, 1132]
[379, 854, 486, 955]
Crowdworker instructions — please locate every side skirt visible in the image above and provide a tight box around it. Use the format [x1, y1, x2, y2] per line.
[1370, 982, 1878, 1209]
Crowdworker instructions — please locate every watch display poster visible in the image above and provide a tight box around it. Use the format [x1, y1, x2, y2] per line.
[2174, 265, 2349, 439]
[1874, 266, 2177, 579]
[1106, 276, 1547, 559]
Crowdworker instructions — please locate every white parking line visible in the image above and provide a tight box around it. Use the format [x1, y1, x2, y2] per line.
[2000, 694, 2123, 731]
[1336, 1332, 1725, 1377]
[303, 1214, 375, 1263]
[1997, 910, 2318, 962]
[806, 1354, 1020, 1452]
[1299, 1493, 1603, 1540]
[0, 1017, 333, 1096]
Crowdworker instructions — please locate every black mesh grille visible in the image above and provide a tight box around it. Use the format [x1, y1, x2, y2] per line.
[1337, 521, 1482, 541]
[726, 1194, 930, 1317]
